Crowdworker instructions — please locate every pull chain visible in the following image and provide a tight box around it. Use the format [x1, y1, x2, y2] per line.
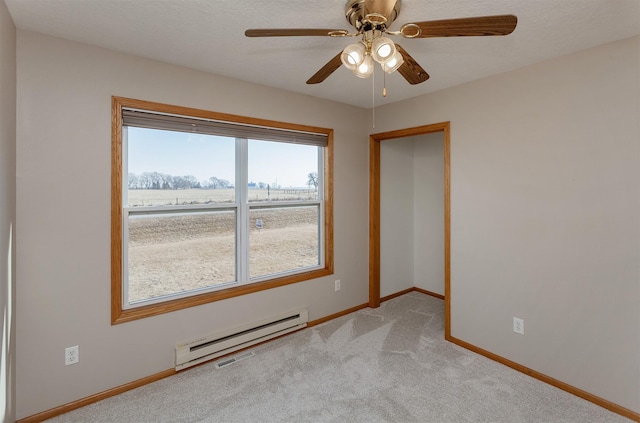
[383, 70, 387, 97]
[372, 65, 375, 128]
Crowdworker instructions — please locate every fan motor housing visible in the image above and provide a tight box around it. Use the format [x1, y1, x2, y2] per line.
[345, 0, 401, 31]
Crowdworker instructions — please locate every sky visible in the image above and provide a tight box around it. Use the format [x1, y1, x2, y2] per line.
[127, 127, 319, 188]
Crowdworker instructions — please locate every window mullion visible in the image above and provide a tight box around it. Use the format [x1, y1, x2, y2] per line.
[237, 137, 249, 284]
[122, 208, 131, 308]
[122, 128, 129, 206]
[313, 146, 323, 267]
[122, 128, 130, 308]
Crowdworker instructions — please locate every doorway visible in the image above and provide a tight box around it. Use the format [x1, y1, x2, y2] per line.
[369, 122, 451, 339]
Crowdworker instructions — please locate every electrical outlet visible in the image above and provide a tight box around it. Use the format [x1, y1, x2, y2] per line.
[513, 317, 524, 335]
[334, 279, 341, 291]
[65, 345, 79, 366]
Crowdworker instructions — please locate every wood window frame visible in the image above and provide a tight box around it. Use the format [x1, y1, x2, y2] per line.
[111, 96, 334, 324]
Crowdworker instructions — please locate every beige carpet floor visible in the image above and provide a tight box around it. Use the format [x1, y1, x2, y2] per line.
[46, 292, 633, 422]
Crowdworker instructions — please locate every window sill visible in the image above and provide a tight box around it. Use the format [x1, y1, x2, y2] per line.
[112, 266, 333, 325]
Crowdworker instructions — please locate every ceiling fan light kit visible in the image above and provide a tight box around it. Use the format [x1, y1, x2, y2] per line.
[342, 30, 401, 78]
[371, 36, 396, 64]
[353, 54, 374, 78]
[245, 0, 517, 90]
[341, 42, 367, 70]
[382, 51, 404, 74]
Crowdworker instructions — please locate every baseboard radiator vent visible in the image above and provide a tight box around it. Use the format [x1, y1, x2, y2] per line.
[175, 308, 308, 371]
[214, 351, 255, 369]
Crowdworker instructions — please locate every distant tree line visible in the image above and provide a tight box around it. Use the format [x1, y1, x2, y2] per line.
[206, 176, 233, 189]
[128, 172, 316, 190]
[128, 172, 292, 189]
[128, 172, 233, 190]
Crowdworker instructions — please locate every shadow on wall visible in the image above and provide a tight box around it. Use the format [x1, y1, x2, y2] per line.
[1, 222, 14, 423]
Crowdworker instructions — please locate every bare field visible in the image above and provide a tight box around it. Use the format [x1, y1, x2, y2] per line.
[128, 206, 318, 303]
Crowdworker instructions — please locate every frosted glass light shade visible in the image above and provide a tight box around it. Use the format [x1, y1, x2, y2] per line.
[340, 43, 366, 71]
[371, 36, 396, 64]
[382, 51, 404, 74]
[353, 55, 374, 78]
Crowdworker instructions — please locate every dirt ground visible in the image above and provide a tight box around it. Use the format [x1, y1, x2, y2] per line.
[127, 207, 318, 303]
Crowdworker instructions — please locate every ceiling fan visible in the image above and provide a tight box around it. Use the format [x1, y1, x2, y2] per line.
[246, 0, 517, 86]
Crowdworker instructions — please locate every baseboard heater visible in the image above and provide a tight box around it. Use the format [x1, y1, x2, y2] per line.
[175, 308, 308, 371]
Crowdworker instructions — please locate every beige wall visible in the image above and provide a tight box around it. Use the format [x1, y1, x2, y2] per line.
[380, 137, 414, 297]
[0, 0, 16, 421]
[413, 133, 444, 295]
[15, 31, 370, 419]
[373, 36, 640, 412]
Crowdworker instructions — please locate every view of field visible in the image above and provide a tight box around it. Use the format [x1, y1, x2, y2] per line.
[126, 189, 319, 303]
[127, 188, 318, 207]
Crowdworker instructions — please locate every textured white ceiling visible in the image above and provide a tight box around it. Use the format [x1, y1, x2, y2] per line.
[5, 0, 640, 108]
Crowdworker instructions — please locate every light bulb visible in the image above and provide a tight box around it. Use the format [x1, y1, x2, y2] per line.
[340, 43, 366, 71]
[353, 55, 374, 78]
[371, 36, 396, 64]
[382, 51, 404, 74]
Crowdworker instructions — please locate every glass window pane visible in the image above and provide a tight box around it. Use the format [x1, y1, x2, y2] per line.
[247, 140, 319, 203]
[127, 210, 236, 304]
[126, 127, 236, 206]
[249, 206, 319, 279]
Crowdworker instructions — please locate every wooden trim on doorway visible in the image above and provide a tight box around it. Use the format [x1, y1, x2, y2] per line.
[368, 122, 451, 339]
[368, 138, 381, 308]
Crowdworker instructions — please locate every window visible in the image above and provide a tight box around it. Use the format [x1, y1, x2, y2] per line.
[111, 97, 333, 324]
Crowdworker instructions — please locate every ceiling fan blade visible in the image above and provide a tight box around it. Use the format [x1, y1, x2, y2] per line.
[404, 15, 517, 38]
[395, 44, 429, 85]
[245, 28, 344, 37]
[307, 52, 343, 84]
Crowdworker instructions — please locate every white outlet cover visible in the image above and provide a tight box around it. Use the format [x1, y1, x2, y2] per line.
[513, 317, 524, 335]
[65, 345, 79, 365]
